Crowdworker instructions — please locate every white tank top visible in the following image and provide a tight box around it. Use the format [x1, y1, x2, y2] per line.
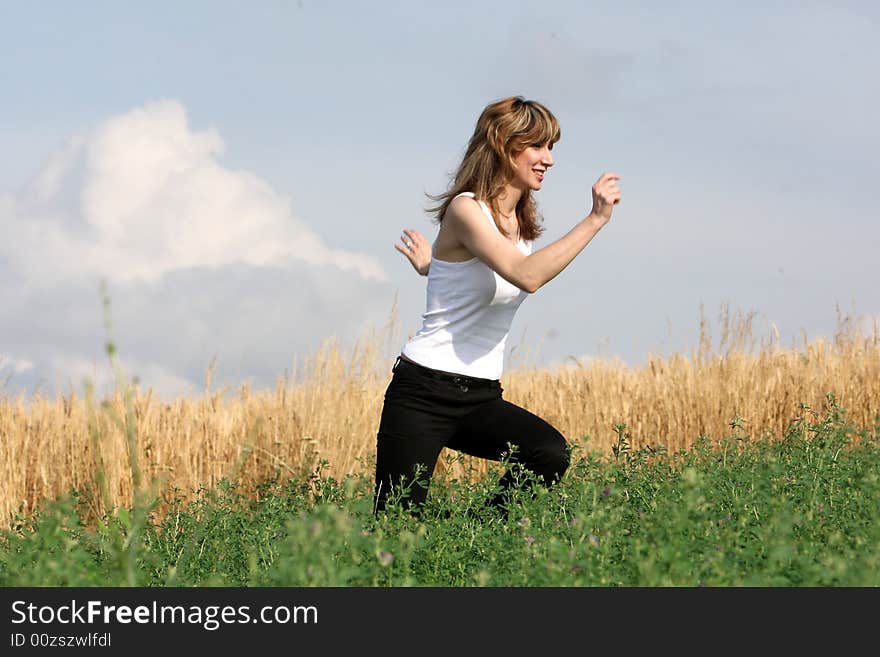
[402, 192, 532, 380]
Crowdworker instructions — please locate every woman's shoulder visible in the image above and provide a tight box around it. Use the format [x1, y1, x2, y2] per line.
[448, 191, 477, 210]
[446, 192, 491, 223]
[446, 191, 478, 217]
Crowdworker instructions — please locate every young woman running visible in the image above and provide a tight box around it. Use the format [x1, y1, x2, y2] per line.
[375, 95, 621, 515]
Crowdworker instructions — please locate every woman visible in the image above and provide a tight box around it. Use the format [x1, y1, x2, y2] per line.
[375, 95, 621, 516]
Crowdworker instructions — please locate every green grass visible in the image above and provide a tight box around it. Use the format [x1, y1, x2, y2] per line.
[2, 394, 878, 587]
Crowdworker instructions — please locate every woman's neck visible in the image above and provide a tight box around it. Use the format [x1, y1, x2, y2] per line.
[496, 184, 523, 218]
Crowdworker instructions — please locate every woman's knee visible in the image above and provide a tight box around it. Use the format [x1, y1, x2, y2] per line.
[546, 433, 570, 478]
[529, 427, 569, 482]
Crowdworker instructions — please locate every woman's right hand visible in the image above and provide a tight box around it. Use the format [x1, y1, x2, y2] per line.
[395, 228, 432, 276]
[589, 172, 622, 225]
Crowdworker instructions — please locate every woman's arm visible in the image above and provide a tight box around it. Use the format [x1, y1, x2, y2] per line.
[447, 172, 621, 293]
[395, 228, 432, 276]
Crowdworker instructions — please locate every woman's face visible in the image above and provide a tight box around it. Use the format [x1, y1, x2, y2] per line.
[511, 141, 554, 192]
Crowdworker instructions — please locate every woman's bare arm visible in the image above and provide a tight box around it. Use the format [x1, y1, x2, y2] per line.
[446, 172, 621, 293]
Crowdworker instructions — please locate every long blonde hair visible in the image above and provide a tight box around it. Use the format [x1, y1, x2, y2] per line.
[426, 96, 561, 241]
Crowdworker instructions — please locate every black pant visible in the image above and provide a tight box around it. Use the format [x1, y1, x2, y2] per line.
[374, 356, 570, 514]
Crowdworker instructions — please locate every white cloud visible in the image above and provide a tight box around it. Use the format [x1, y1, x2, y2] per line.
[0, 100, 393, 398]
[4, 99, 386, 285]
[0, 354, 34, 375]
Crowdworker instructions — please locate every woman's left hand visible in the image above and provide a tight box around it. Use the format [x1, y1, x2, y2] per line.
[395, 228, 431, 276]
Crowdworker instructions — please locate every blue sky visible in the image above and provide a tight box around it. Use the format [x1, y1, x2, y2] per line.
[2, 1, 878, 398]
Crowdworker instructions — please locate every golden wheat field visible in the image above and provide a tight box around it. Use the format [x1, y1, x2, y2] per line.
[1, 303, 878, 528]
